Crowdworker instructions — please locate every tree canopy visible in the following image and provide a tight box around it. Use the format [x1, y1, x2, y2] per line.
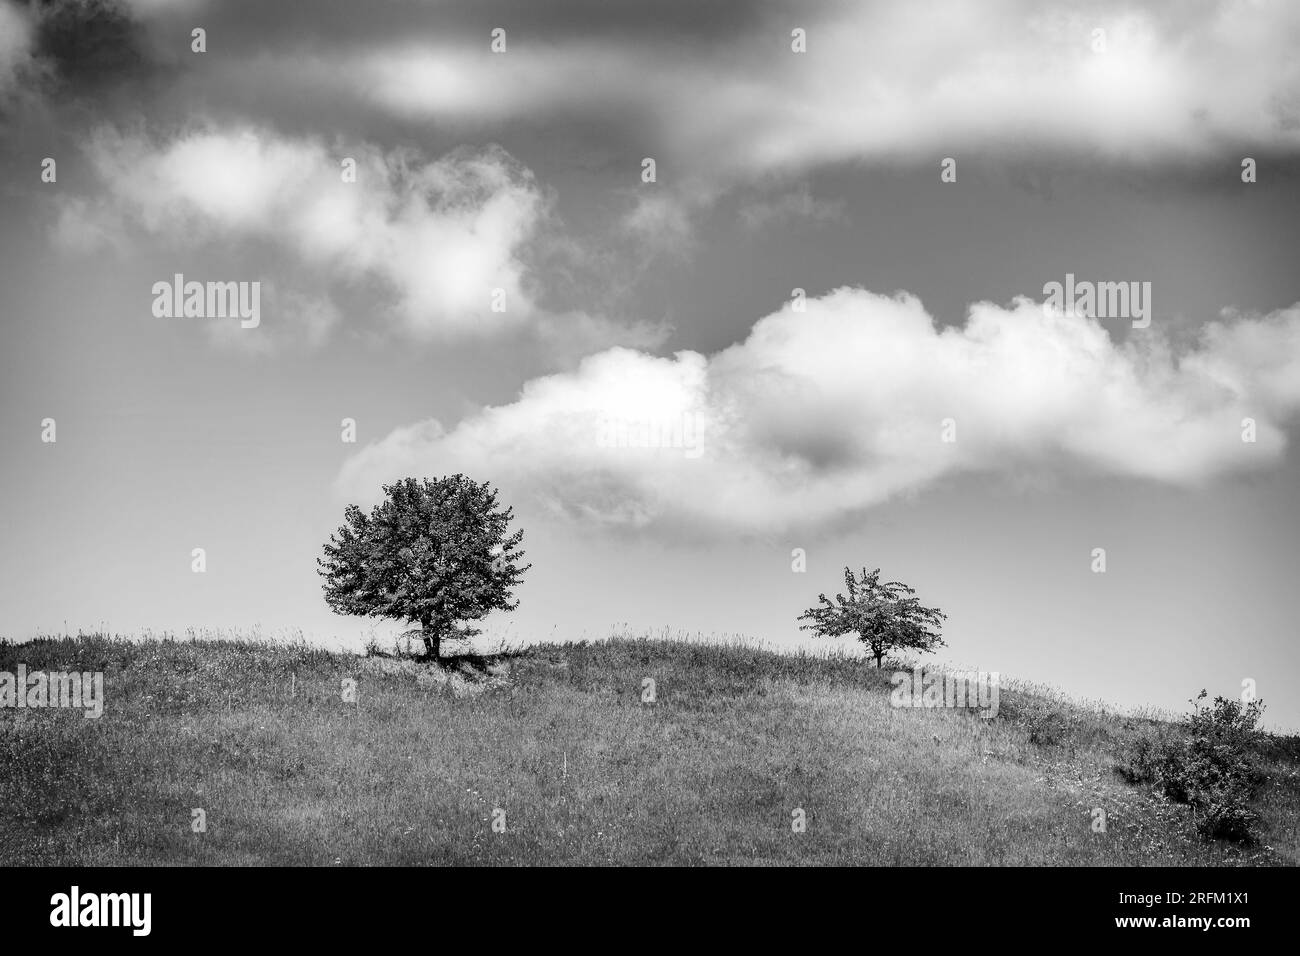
[798, 566, 946, 667]
[318, 475, 529, 660]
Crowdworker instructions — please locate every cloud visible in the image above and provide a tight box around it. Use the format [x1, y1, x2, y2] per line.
[620, 192, 698, 253]
[531, 310, 670, 366]
[0, 2, 36, 95]
[119, 0, 207, 12]
[336, 288, 1300, 537]
[737, 185, 846, 232]
[193, 0, 1300, 187]
[50, 195, 126, 252]
[63, 123, 548, 339]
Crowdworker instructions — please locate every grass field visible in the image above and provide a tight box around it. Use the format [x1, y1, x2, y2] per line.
[2, 633, 1296, 866]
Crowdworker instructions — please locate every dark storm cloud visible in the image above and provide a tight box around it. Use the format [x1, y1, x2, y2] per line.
[176, 0, 793, 49]
[32, 0, 151, 90]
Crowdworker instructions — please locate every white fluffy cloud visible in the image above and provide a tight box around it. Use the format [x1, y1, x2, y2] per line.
[337, 288, 1300, 536]
[65, 125, 546, 338]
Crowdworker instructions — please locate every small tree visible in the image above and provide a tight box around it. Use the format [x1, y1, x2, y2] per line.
[798, 566, 946, 667]
[318, 475, 529, 661]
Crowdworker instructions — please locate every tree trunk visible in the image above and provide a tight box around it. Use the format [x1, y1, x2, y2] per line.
[420, 616, 442, 662]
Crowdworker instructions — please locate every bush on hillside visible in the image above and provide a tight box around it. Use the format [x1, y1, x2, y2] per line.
[1118, 691, 1267, 843]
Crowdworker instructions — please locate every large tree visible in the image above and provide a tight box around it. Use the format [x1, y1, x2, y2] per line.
[798, 567, 946, 668]
[318, 475, 529, 661]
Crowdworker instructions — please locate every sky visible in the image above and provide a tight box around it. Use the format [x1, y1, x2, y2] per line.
[1, 0, 1298, 728]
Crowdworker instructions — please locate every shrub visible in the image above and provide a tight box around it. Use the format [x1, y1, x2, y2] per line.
[1115, 723, 1169, 785]
[1119, 691, 1267, 843]
[1026, 709, 1068, 746]
[995, 692, 1076, 746]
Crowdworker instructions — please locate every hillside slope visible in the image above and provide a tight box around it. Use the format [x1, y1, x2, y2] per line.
[2, 634, 1295, 865]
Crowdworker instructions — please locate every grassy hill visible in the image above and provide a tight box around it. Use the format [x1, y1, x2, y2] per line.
[2, 633, 1296, 866]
